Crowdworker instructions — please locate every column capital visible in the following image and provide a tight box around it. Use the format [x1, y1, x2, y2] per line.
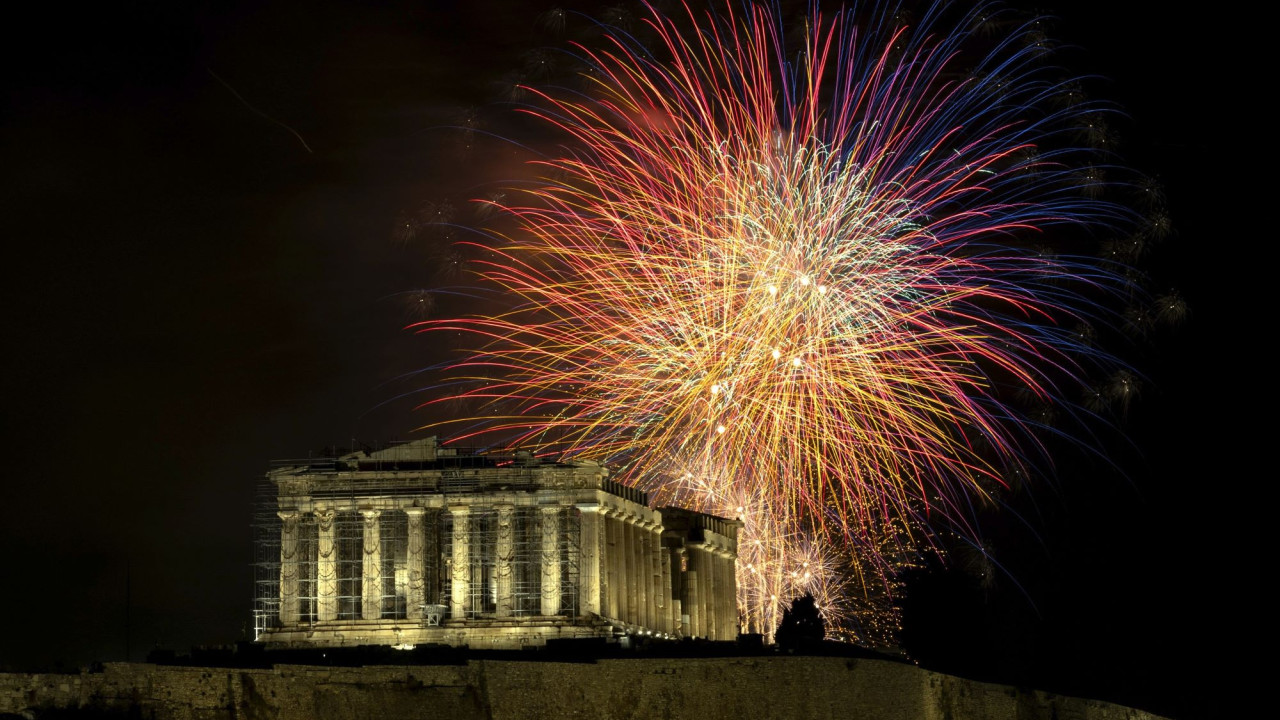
[277, 509, 299, 522]
[575, 503, 602, 514]
[403, 506, 427, 517]
[448, 505, 471, 516]
[315, 508, 336, 530]
[360, 508, 380, 520]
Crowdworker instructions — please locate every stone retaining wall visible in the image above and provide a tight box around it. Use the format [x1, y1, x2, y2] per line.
[0, 658, 1165, 720]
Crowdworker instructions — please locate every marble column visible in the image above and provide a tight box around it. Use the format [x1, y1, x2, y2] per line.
[637, 522, 651, 628]
[684, 548, 700, 638]
[715, 548, 727, 638]
[540, 506, 561, 616]
[449, 506, 471, 619]
[725, 549, 739, 639]
[716, 548, 730, 639]
[361, 509, 382, 620]
[670, 547, 686, 635]
[537, 504, 563, 609]
[612, 512, 623, 622]
[711, 540, 721, 635]
[603, 508, 619, 619]
[661, 543, 675, 634]
[494, 505, 515, 617]
[650, 524, 664, 632]
[622, 515, 637, 623]
[404, 508, 426, 621]
[647, 524, 661, 629]
[700, 546, 716, 639]
[315, 509, 337, 622]
[278, 510, 300, 625]
[577, 505, 601, 616]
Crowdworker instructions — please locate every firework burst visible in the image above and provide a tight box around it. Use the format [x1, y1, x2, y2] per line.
[413, 1, 1136, 641]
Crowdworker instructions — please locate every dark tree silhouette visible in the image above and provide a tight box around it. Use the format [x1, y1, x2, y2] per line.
[775, 593, 826, 650]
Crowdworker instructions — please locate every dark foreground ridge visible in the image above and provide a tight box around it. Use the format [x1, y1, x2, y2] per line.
[1, 647, 1166, 720]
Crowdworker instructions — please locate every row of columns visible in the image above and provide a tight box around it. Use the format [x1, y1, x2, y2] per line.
[278, 505, 568, 625]
[281, 508, 378, 624]
[279, 502, 737, 638]
[679, 540, 738, 640]
[592, 504, 740, 640]
[596, 506, 674, 634]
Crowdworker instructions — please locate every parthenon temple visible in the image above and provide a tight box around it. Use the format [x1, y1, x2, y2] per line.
[253, 437, 741, 649]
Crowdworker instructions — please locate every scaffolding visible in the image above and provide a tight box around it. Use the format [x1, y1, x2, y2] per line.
[252, 479, 280, 640]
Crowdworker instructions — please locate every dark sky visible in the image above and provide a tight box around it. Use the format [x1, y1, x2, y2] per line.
[1, 2, 1236, 719]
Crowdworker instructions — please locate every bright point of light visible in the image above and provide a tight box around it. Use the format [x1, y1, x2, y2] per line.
[716, 424, 726, 434]
[771, 349, 781, 359]
[710, 384, 720, 395]
[792, 357, 802, 367]
[767, 285, 778, 296]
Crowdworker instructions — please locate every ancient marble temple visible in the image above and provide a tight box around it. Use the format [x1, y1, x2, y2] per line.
[253, 438, 740, 649]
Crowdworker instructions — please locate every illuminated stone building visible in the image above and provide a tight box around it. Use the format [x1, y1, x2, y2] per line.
[253, 437, 740, 649]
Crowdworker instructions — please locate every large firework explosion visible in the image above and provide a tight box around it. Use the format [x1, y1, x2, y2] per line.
[411, 1, 1149, 643]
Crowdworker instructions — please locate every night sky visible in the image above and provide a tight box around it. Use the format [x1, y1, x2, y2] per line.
[1, 2, 1236, 719]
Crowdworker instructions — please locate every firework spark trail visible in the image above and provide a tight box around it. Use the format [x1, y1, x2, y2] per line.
[414, 2, 1133, 639]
